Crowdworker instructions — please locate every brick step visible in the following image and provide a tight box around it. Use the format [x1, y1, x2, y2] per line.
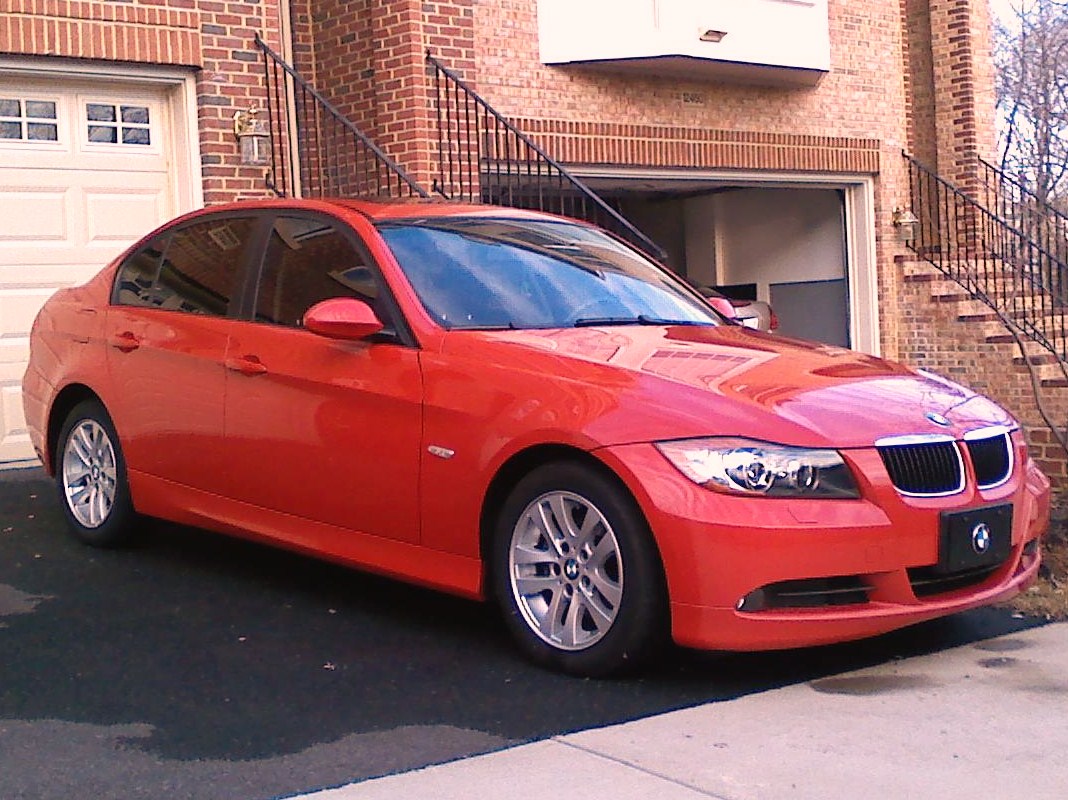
[968, 318, 1064, 358]
[958, 307, 1068, 327]
[901, 256, 1068, 388]
[1011, 356, 1067, 385]
[900, 259, 1059, 300]
[931, 287, 1054, 308]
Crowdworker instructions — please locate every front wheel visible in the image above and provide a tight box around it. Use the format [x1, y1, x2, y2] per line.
[55, 399, 138, 547]
[491, 462, 667, 677]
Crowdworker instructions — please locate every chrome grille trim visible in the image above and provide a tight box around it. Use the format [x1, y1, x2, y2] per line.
[875, 434, 965, 497]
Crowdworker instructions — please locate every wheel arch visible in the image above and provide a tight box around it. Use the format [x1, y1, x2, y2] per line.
[45, 384, 106, 474]
[478, 443, 667, 590]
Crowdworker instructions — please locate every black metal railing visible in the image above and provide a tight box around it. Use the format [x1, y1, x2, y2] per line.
[254, 34, 428, 199]
[978, 157, 1068, 269]
[427, 53, 667, 262]
[905, 152, 1068, 361]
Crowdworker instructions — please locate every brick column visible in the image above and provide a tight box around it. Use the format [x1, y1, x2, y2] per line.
[367, 1, 433, 188]
[928, 0, 997, 195]
[287, 0, 475, 191]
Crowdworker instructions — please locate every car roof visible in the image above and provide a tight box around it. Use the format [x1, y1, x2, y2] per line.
[186, 197, 571, 225]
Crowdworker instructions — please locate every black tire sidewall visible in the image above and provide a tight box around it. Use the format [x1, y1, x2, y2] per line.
[54, 400, 137, 547]
[491, 461, 667, 677]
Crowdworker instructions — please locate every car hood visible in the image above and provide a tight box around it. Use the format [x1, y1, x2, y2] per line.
[469, 325, 1015, 449]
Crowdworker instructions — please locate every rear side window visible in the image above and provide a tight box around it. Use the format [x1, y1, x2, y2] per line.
[254, 215, 388, 328]
[113, 217, 258, 315]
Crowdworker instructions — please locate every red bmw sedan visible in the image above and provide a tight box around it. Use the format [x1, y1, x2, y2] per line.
[22, 199, 1050, 676]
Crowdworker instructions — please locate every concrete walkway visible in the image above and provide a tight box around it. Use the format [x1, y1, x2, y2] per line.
[293, 621, 1068, 800]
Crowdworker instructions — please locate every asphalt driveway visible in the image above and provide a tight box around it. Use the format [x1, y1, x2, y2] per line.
[0, 468, 1045, 800]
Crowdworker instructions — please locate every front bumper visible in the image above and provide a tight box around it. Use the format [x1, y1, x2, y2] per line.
[598, 437, 1050, 652]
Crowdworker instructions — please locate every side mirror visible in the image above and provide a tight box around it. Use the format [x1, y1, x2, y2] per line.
[303, 297, 384, 340]
[706, 295, 739, 321]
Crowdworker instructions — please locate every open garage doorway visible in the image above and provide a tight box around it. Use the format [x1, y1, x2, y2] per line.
[572, 170, 879, 355]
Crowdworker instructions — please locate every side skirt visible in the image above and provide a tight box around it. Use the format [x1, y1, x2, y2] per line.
[128, 470, 485, 600]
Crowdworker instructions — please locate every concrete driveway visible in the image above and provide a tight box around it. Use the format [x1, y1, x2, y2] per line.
[302, 621, 1068, 800]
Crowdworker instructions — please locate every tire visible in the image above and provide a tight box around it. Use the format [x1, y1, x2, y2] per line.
[491, 461, 667, 677]
[54, 399, 138, 547]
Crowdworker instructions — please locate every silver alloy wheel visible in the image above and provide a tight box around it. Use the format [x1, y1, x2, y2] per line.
[61, 419, 118, 529]
[508, 490, 623, 651]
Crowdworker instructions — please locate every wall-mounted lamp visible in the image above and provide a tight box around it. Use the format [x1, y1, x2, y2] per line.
[699, 29, 727, 43]
[234, 106, 271, 167]
[892, 207, 920, 243]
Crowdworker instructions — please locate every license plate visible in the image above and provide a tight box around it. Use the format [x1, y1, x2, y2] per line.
[937, 504, 1013, 574]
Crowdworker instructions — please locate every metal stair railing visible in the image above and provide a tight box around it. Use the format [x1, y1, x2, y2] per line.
[253, 34, 428, 200]
[978, 156, 1068, 270]
[427, 53, 668, 262]
[904, 152, 1068, 362]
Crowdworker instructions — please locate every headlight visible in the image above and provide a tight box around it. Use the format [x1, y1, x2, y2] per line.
[655, 437, 860, 498]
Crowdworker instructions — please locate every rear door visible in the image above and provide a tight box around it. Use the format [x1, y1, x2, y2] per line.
[105, 213, 265, 489]
[220, 212, 424, 544]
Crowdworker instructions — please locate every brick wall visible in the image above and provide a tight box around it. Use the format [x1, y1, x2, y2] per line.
[903, 0, 936, 167]
[927, 0, 997, 191]
[0, 0, 289, 203]
[291, 1, 377, 137]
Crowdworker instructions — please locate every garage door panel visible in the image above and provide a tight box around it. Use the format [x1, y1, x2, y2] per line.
[86, 185, 167, 245]
[0, 262, 110, 286]
[0, 382, 31, 465]
[0, 288, 58, 339]
[0, 77, 179, 467]
[0, 185, 71, 242]
[0, 335, 29, 376]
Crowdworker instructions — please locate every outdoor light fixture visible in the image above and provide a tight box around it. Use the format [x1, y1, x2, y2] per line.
[233, 106, 271, 167]
[892, 207, 920, 243]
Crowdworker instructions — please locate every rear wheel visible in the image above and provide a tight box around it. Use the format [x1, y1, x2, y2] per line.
[55, 400, 138, 547]
[492, 462, 667, 677]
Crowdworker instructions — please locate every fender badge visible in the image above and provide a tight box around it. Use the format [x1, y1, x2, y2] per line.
[428, 445, 455, 460]
[925, 411, 951, 427]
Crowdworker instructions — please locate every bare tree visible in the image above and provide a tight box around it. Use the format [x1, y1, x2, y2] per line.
[996, 0, 1068, 210]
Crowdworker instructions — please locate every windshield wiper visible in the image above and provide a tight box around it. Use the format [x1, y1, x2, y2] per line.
[574, 315, 712, 328]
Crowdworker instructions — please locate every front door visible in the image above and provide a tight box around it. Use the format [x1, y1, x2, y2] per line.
[221, 214, 424, 544]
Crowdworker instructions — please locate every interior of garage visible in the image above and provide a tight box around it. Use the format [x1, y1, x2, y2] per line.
[592, 183, 851, 347]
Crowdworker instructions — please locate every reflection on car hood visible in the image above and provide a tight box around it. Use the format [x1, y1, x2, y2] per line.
[478, 324, 1015, 448]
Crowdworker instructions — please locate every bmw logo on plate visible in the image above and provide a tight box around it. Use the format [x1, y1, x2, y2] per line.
[925, 411, 951, 427]
[971, 523, 992, 554]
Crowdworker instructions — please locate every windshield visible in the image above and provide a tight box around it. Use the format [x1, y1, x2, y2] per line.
[377, 217, 721, 330]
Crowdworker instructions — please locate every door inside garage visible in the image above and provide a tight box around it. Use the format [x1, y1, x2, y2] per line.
[0, 71, 192, 467]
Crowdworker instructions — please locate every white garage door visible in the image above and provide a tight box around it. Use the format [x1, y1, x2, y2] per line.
[0, 78, 175, 466]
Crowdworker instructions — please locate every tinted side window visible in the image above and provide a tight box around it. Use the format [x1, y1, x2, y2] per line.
[113, 234, 168, 307]
[113, 217, 257, 315]
[255, 216, 387, 328]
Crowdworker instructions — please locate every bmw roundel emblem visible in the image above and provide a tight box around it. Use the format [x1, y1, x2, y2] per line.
[971, 523, 991, 554]
[925, 411, 951, 427]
